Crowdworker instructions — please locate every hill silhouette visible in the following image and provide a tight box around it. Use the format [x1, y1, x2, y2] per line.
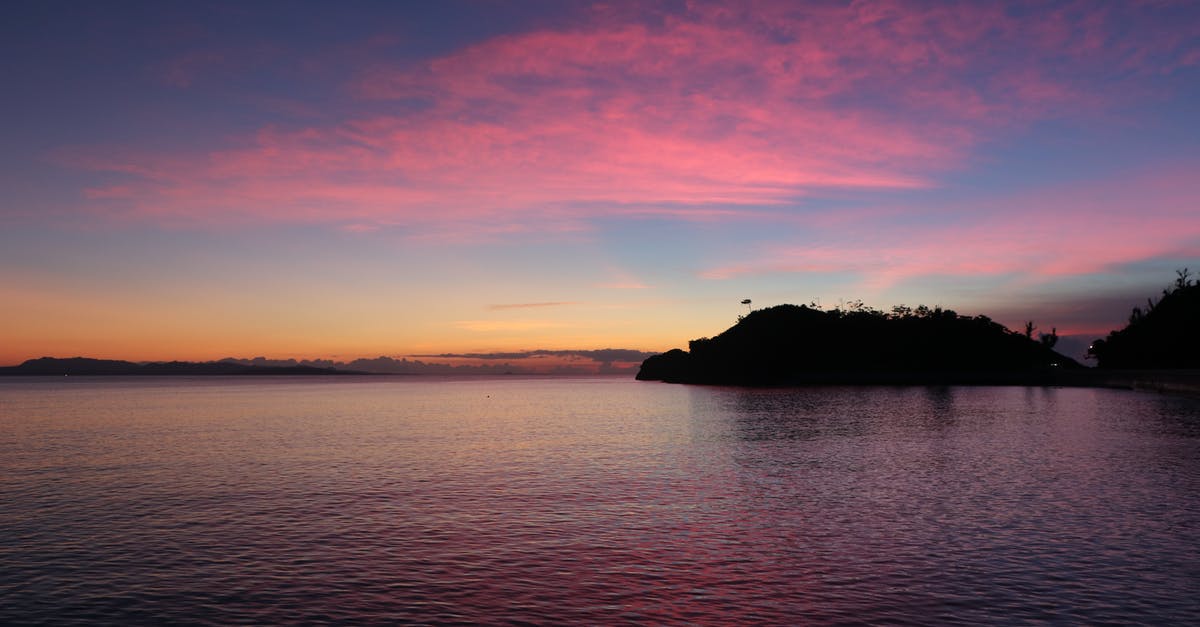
[637, 303, 1080, 385]
[1088, 270, 1200, 369]
[0, 357, 360, 376]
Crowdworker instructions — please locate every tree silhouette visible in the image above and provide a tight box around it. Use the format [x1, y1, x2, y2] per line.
[1088, 270, 1200, 368]
[638, 302, 1079, 384]
[1174, 267, 1192, 290]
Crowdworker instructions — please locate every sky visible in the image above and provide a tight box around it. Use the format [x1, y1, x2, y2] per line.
[2, 0, 1198, 369]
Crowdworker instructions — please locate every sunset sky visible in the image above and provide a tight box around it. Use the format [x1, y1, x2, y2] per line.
[2, 1, 1198, 367]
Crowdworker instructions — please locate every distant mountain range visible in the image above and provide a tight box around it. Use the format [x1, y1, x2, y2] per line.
[0, 357, 360, 376]
[0, 353, 651, 376]
[216, 352, 650, 375]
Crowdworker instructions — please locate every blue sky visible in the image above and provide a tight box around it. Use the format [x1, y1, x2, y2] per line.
[2, 1, 1198, 366]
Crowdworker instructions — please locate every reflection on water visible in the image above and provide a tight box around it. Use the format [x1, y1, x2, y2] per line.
[1, 377, 1198, 624]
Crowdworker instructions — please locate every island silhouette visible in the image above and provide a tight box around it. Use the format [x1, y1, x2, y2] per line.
[637, 302, 1080, 385]
[0, 357, 361, 376]
[638, 272, 1200, 391]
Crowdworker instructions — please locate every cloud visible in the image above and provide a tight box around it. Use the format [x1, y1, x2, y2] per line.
[58, 2, 1199, 235]
[223, 349, 657, 374]
[339, 223, 379, 233]
[488, 301, 580, 310]
[596, 281, 651, 289]
[700, 164, 1200, 289]
[595, 267, 652, 290]
[454, 319, 570, 332]
[160, 50, 227, 88]
[983, 290, 1168, 338]
[417, 348, 657, 362]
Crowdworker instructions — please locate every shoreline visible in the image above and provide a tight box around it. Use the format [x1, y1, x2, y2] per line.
[641, 369, 1200, 397]
[1050, 369, 1200, 396]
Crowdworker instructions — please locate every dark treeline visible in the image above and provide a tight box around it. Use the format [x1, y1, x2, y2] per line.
[638, 302, 1078, 385]
[1089, 269, 1200, 369]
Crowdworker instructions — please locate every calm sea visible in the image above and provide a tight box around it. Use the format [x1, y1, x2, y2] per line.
[2, 376, 1199, 624]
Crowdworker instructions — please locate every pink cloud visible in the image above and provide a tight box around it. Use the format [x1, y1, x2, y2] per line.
[338, 223, 379, 234]
[700, 165, 1200, 287]
[156, 41, 286, 90]
[83, 185, 136, 200]
[161, 51, 227, 88]
[60, 1, 1199, 235]
[488, 302, 580, 311]
[596, 281, 651, 290]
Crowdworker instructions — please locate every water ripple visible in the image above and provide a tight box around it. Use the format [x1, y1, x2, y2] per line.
[1, 378, 1199, 624]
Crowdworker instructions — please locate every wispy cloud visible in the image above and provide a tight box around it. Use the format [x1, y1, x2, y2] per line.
[595, 267, 652, 290]
[415, 349, 656, 363]
[224, 350, 655, 374]
[700, 165, 1200, 289]
[454, 320, 570, 333]
[339, 223, 379, 234]
[58, 2, 1199, 236]
[596, 281, 651, 290]
[488, 301, 580, 311]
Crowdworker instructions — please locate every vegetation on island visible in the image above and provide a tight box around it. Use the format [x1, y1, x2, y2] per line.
[1088, 269, 1200, 369]
[637, 301, 1079, 385]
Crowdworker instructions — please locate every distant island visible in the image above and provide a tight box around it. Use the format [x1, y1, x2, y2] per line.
[637, 303, 1080, 385]
[0, 357, 362, 377]
[0, 352, 652, 377]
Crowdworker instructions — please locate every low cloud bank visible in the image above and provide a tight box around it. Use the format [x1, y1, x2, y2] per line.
[416, 349, 656, 363]
[222, 349, 657, 375]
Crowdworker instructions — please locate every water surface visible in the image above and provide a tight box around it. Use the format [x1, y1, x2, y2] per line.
[2, 377, 1199, 624]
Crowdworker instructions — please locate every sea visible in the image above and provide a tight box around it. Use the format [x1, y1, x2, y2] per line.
[2, 376, 1199, 624]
